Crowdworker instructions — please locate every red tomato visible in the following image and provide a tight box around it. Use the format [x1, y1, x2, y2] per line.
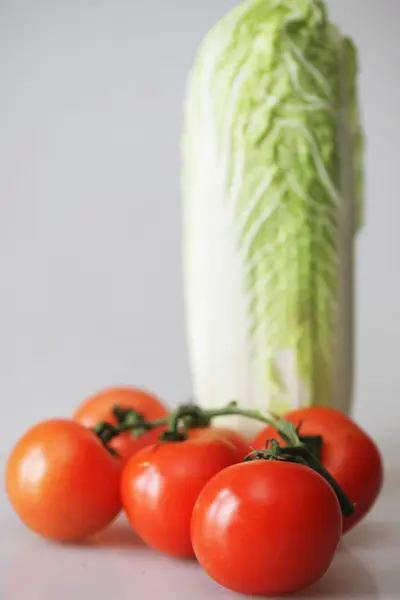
[252, 407, 383, 533]
[187, 427, 252, 461]
[73, 386, 168, 465]
[6, 419, 121, 542]
[191, 460, 342, 596]
[120, 437, 238, 558]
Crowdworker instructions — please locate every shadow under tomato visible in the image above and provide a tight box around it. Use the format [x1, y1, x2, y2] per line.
[339, 468, 400, 551]
[343, 520, 400, 550]
[295, 551, 378, 598]
[85, 517, 144, 549]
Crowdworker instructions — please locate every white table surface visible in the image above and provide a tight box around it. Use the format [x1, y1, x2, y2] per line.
[0, 440, 399, 600]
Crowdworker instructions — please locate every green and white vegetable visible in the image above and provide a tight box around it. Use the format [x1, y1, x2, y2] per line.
[181, 0, 364, 434]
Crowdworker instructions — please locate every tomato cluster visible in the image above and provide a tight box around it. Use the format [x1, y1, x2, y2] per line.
[5, 388, 383, 597]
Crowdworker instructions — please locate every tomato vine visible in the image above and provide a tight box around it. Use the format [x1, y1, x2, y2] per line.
[93, 400, 354, 517]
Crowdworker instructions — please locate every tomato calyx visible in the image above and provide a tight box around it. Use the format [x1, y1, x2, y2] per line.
[93, 422, 120, 455]
[293, 420, 324, 461]
[158, 403, 208, 442]
[161, 403, 211, 441]
[159, 430, 188, 442]
[93, 406, 165, 454]
[297, 435, 323, 461]
[178, 403, 212, 430]
[244, 439, 294, 463]
[245, 438, 355, 518]
[112, 406, 155, 439]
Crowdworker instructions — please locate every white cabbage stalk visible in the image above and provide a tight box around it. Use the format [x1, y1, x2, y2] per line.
[181, 0, 364, 435]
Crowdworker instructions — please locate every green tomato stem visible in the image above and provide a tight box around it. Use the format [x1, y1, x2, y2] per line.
[288, 446, 355, 517]
[167, 400, 279, 436]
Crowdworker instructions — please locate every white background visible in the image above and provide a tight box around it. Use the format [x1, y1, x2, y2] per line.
[0, 1, 399, 598]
